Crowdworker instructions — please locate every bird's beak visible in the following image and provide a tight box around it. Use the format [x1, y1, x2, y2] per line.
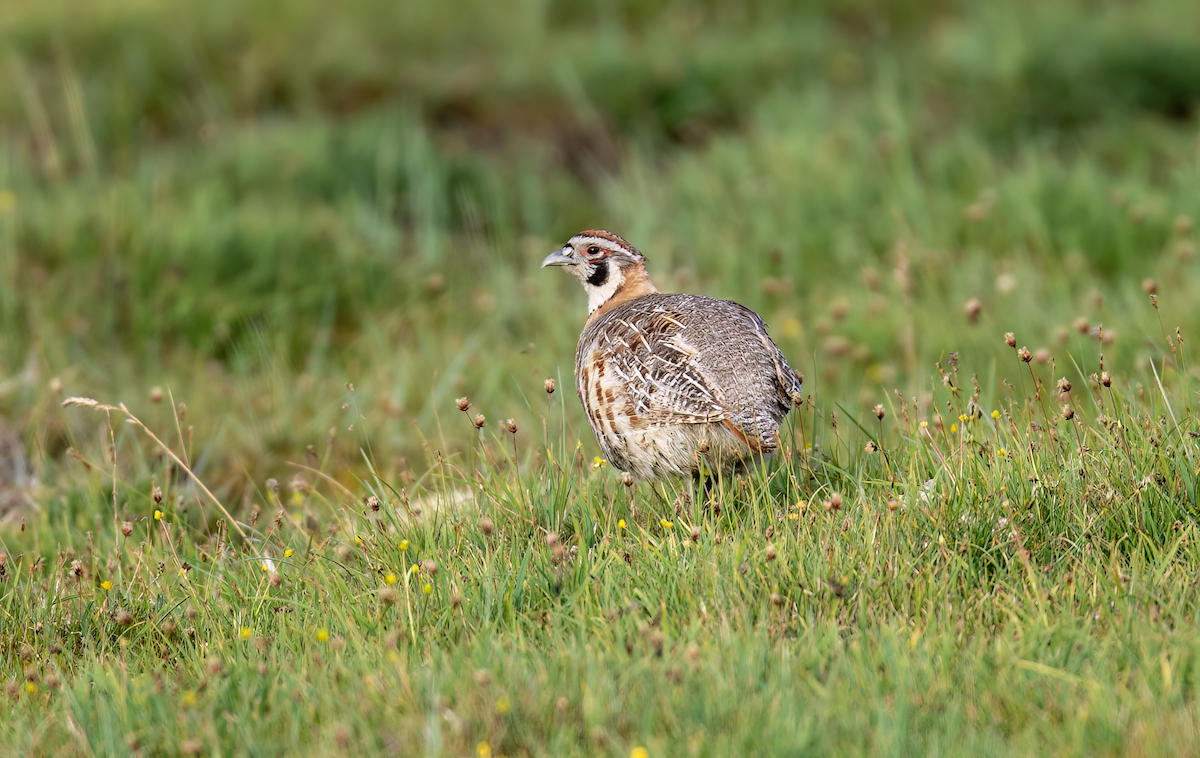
[541, 247, 576, 268]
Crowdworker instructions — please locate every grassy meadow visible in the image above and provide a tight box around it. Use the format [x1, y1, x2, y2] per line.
[4, 0, 1200, 754]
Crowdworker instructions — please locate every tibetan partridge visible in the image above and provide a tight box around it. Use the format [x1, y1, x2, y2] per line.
[542, 230, 803, 481]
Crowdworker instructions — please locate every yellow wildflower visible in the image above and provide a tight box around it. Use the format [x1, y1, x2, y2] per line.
[495, 697, 511, 715]
[991, 410, 1001, 419]
[24, 682, 37, 694]
[240, 627, 252, 640]
[660, 519, 674, 529]
[618, 519, 627, 529]
[384, 573, 398, 585]
[422, 583, 432, 595]
[998, 448, 1008, 457]
[154, 509, 163, 521]
[100, 580, 112, 591]
[399, 540, 409, 551]
[284, 548, 294, 558]
[316, 628, 330, 643]
[477, 742, 492, 758]
[631, 748, 650, 758]
[950, 424, 958, 433]
[593, 456, 607, 469]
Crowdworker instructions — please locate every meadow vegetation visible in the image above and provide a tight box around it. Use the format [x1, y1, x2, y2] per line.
[3, 0, 1200, 754]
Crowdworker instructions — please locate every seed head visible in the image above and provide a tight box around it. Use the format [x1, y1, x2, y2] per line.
[1004, 332, 1017, 348]
[1074, 317, 1089, 335]
[829, 492, 843, 510]
[152, 486, 163, 504]
[770, 593, 784, 607]
[479, 518, 494, 536]
[116, 609, 133, 626]
[456, 397, 470, 412]
[1034, 348, 1050, 364]
[366, 495, 380, 511]
[149, 386, 163, 403]
[1100, 371, 1112, 387]
[473, 414, 485, 429]
[1061, 405, 1075, 420]
[268, 572, 282, 588]
[1057, 377, 1072, 393]
[505, 418, 517, 434]
[121, 521, 133, 537]
[1142, 278, 1158, 295]
[422, 559, 437, 576]
[690, 525, 701, 542]
[379, 587, 399, 605]
[874, 404, 885, 420]
[451, 590, 462, 608]
[765, 545, 777, 561]
[622, 472, 634, 487]
[205, 656, 225, 676]
[545, 532, 559, 548]
[544, 378, 555, 394]
[1017, 346, 1032, 363]
[963, 297, 982, 323]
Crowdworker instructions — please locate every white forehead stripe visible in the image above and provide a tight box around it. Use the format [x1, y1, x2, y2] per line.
[571, 235, 618, 249]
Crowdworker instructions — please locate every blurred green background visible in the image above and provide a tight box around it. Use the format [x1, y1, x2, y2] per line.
[2, 0, 1199, 496]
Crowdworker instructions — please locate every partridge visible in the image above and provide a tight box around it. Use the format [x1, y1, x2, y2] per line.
[542, 230, 803, 481]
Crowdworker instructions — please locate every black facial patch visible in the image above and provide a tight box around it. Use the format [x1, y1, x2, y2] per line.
[586, 260, 609, 287]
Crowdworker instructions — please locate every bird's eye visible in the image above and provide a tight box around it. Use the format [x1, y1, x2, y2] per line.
[587, 246, 601, 256]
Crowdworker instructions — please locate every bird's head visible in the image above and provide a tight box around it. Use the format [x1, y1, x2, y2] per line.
[542, 230, 658, 315]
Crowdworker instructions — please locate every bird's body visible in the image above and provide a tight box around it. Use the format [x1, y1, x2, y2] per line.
[544, 230, 802, 482]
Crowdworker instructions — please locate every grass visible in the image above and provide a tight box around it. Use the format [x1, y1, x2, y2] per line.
[4, 0, 1200, 754]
